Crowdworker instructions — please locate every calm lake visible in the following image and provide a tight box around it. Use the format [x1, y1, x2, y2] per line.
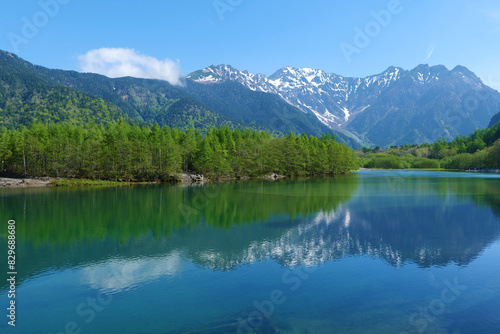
[1, 170, 500, 334]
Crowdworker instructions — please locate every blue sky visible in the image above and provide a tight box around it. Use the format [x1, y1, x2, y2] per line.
[1, 0, 500, 89]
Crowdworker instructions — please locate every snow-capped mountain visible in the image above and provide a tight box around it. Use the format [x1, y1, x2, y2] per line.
[188, 64, 500, 146]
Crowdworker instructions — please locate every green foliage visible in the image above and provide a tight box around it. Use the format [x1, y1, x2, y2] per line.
[411, 158, 440, 169]
[489, 139, 500, 167]
[449, 123, 500, 151]
[431, 137, 448, 159]
[358, 121, 500, 170]
[0, 122, 356, 180]
[365, 154, 410, 169]
[51, 179, 131, 187]
[442, 149, 493, 170]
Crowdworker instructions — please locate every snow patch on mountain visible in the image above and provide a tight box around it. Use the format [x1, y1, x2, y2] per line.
[341, 107, 350, 121]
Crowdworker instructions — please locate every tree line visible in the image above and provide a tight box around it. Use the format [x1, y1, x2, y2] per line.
[0, 121, 356, 181]
[358, 121, 500, 170]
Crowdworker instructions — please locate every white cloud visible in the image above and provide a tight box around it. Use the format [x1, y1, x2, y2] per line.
[78, 48, 184, 86]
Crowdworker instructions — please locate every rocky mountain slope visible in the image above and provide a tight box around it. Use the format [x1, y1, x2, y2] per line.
[189, 64, 500, 146]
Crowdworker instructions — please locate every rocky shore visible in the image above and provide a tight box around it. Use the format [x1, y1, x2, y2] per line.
[1, 172, 288, 188]
[0, 177, 54, 188]
[178, 173, 208, 183]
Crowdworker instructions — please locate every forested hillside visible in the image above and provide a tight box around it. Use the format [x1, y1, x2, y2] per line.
[0, 53, 128, 128]
[1, 51, 247, 132]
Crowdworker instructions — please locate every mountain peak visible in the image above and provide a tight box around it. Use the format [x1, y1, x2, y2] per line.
[429, 64, 448, 72]
[451, 65, 474, 76]
[383, 65, 404, 73]
[412, 64, 431, 72]
[411, 64, 447, 73]
[276, 65, 297, 74]
[377, 66, 404, 79]
[451, 65, 483, 86]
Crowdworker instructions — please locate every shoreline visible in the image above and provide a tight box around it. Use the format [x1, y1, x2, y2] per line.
[6, 168, 494, 189]
[0, 172, 319, 189]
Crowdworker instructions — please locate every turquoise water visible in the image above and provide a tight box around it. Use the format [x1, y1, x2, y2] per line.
[1, 170, 500, 333]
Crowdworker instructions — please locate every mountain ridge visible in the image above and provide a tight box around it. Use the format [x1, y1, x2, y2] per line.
[189, 63, 500, 146]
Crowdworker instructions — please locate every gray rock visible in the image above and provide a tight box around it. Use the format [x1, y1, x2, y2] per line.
[265, 173, 285, 180]
[0, 177, 52, 188]
[178, 173, 207, 183]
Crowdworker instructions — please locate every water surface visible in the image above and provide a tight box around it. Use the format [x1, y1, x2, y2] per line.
[1, 171, 499, 333]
